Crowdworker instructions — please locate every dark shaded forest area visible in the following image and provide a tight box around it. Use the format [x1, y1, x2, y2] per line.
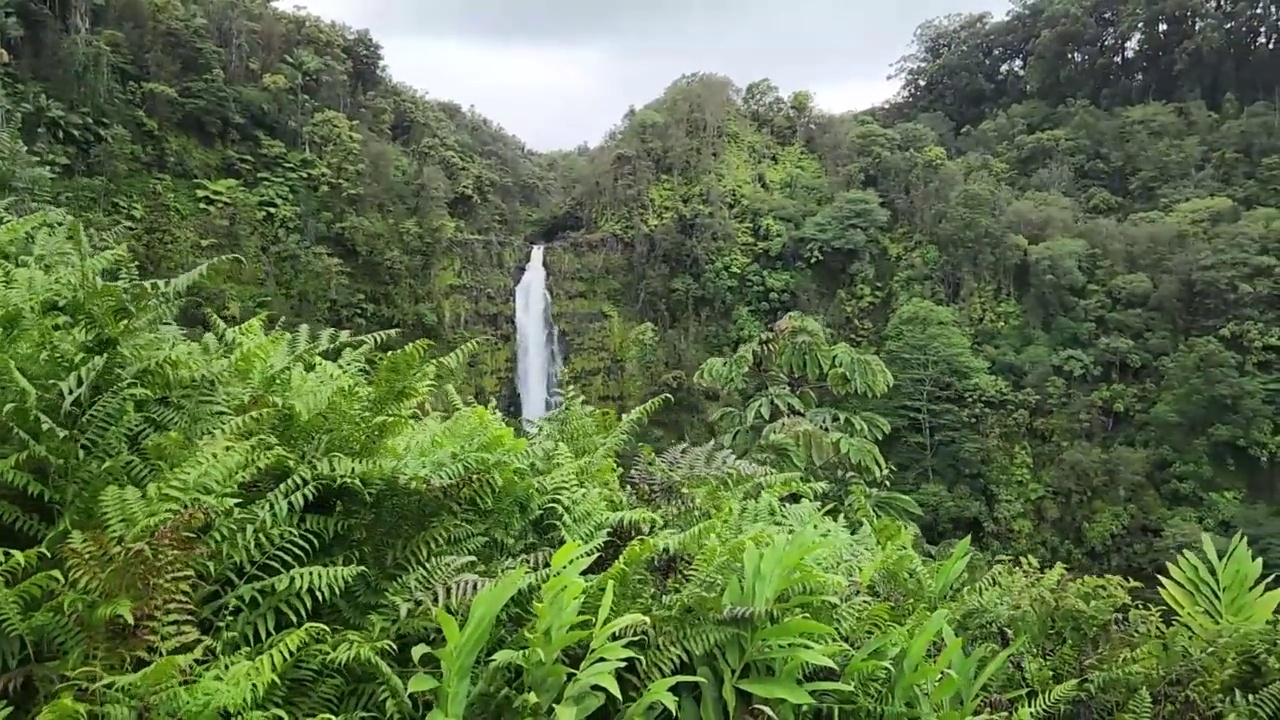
[0, 0, 1278, 717]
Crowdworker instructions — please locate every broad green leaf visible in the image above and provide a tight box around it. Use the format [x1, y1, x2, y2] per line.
[735, 677, 815, 704]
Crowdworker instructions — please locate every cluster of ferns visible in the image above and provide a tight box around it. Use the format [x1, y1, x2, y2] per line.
[0, 210, 1277, 719]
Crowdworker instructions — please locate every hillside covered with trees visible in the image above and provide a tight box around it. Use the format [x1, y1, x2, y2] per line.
[1, 0, 1279, 717]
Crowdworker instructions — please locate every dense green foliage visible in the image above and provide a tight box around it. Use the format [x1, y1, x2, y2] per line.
[2, 0, 1280, 717]
[1, 213, 1278, 718]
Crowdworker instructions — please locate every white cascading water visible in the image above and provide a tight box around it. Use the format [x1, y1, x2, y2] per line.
[514, 244, 561, 423]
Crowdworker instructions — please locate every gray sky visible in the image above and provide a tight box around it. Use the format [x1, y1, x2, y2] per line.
[288, 0, 1010, 151]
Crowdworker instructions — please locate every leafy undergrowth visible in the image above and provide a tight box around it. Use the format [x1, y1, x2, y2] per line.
[0, 213, 1278, 719]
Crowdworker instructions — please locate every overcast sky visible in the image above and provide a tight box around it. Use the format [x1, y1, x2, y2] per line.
[286, 0, 1010, 151]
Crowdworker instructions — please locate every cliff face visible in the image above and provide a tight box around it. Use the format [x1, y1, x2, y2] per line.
[422, 232, 637, 415]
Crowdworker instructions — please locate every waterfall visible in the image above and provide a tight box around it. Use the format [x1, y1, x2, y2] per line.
[514, 244, 561, 423]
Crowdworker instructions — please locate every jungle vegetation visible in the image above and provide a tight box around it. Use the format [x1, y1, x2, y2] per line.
[0, 0, 1279, 717]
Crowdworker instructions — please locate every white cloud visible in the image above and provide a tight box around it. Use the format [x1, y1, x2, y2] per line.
[282, 0, 627, 149]
[376, 36, 616, 149]
[283, 0, 908, 150]
[810, 77, 901, 114]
